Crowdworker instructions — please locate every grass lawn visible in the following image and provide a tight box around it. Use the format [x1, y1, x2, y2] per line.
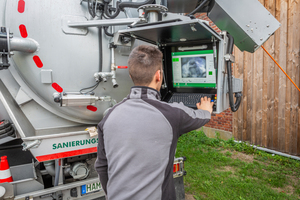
[175, 130, 300, 200]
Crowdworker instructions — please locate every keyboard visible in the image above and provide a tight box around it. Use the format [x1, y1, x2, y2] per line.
[168, 93, 216, 108]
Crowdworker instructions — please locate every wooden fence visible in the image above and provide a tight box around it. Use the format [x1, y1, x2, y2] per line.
[232, 0, 300, 155]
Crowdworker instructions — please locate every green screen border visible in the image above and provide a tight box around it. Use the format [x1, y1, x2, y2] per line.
[172, 50, 214, 56]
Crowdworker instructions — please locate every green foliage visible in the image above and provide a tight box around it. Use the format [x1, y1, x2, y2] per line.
[176, 130, 300, 200]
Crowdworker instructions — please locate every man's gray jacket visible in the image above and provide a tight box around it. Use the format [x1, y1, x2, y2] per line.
[95, 86, 211, 200]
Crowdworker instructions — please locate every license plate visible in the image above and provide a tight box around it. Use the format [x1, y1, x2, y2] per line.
[81, 181, 102, 195]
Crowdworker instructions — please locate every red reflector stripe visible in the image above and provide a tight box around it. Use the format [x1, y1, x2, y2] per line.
[52, 83, 63, 93]
[118, 66, 128, 69]
[36, 147, 97, 162]
[0, 176, 13, 183]
[18, 0, 25, 13]
[19, 24, 28, 38]
[33, 55, 43, 68]
[87, 105, 97, 112]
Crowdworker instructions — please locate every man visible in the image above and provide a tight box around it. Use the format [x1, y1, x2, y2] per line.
[95, 45, 214, 200]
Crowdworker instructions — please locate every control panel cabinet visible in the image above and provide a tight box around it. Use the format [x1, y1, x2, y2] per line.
[119, 18, 240, 113]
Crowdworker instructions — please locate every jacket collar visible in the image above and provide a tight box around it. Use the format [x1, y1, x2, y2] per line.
[129, 86, 161, 100]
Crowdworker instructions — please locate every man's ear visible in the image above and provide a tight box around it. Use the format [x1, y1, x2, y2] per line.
[155, 70, 161, 82]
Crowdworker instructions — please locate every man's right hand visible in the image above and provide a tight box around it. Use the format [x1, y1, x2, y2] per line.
[196, 96, 214, 114]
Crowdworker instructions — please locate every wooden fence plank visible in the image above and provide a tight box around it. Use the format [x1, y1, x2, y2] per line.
[237, 49, 244, 141]
[298, 109, 300, 155]
[262, 65, 268, 146]
[254, 48, 263, 146]
[294, 0, 299, 155]
[262, 47, 268, 147]
[246, 52, 254, 143]
[243, 52, 248, 142]
[239, 48, 244, 141]
[233, 46, 244, 141]
[273, 0, 280, 151]
[233, 47, 238, 140]
[289, 0, 300, 155]
[254, 0, 265, 147]
[285, 0, 293, 153]
[252, 51, 257, 144]
[297, 0, 300, 156]
[277, 0, 288, 152]
[261, 0, 271, 147]
[265, 0, 276, 149]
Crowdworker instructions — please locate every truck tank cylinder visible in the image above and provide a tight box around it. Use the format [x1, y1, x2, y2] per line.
[3, 0, 135, 124]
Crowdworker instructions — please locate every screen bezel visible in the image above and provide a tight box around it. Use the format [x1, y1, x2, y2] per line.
[171, 50, 216, 89]
[161, 45, 217, 101]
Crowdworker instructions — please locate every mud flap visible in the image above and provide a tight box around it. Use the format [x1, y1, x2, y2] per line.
[174, 176, 185, 200]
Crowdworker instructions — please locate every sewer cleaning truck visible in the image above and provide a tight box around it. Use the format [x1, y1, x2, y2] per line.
[0, 0, 280, 199]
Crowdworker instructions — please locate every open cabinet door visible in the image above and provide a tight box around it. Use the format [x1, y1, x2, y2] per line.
[118, 19, 222, 46]
[208, 0, 280, 52]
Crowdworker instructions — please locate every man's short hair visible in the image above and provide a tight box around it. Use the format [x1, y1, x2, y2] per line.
[128, 45, 163, 86]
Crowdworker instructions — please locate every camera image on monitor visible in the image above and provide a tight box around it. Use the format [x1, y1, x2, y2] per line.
[181, 57, 206, 78]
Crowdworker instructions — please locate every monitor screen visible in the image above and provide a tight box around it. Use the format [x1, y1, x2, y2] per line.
[171, 50, 216, 88]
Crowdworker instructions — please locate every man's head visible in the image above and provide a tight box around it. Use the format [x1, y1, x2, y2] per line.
[128, 45, 163, 90]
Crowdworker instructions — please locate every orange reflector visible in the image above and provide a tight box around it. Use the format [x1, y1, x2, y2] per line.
[173, 163, 180, 173]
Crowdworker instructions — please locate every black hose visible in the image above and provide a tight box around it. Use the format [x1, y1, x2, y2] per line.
[226, 33, 242, 112]
[79, 81, 100, 94]
[0, 125, 12, 135]
[206, 0, 216, 13]
[0, 129, 15, 139]
[104, 26, 114, 37]
[103, 0, 154, 19]
[79, 27, 102, 94]
[187, 0, 209, 16]
[227, 33, 234, 60]
[104, 1, 121, 19]
[119, 0, 155, 10]
[101, 10, 109, 19]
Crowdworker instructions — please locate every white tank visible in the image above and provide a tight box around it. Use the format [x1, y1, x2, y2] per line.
[1, 0, 139, 133]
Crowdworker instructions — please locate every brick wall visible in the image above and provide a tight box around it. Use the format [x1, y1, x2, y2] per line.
[205, 109, 233, 132]
[195, 13, 233, 133]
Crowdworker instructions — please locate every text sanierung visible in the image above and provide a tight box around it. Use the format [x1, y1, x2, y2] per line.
[52, 138, 98, 150]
